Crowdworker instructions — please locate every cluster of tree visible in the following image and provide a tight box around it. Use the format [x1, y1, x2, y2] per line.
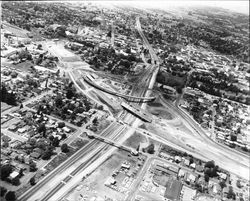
[0, 164, 25, 186]
[0, 85, 18, 106]
[2, 1, 101, 39]
[227, 186, 236, 200]
[156, 70, 187, 89]
[204, 160, 219, 182]
[162, 20, 249, 63]
[142, 143, 155, 154]
[0, 187, 16, 201]
[0, 164, 13, 181]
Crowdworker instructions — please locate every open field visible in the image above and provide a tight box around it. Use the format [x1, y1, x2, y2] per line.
[64, 151, 145, 201]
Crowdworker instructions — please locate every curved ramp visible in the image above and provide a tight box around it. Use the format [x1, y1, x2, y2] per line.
[83, 75, 156, 103]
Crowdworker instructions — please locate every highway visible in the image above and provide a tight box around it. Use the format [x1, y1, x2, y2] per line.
[18, 122, 126, 201]
[82, 74, 156, 102]
[17, 15, 249, 201]
[40, 125, 127, 201]
[159, 95, 250, 179]
[136, 16, 249, 179]
[45, 16, 160, 201]
[111, 21, 115, 47]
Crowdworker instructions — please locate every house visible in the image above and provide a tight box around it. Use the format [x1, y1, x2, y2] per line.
[222, 186, 229, 196]
[104, 177, 116, 186]
[185, 173, 196, 183]
[184, 158, 190, 166]
[160, 152, 170, 159]
[213, 184, 221, 194]
[8, 125, 17, 131]
[190, 163, 196, 169]
[178, 169, 186, 178]
[33, 148, 43, 155]
[8, 171, 19, 180]
[121, 162, 130, 169]
[18, 127, 27, 133]
[62, 126, 71, 133]
[218, 172, 227, 180]
[30, 152, 41, 159]
[196, 165, 204, 172]
[174, 156, 182, 163]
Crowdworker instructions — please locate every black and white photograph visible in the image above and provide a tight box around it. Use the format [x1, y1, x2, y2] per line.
[0, 1, 249, 201]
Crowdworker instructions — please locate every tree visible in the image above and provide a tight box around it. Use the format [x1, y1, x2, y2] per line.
[5, 191, 16, 201]
[189, 157, 194, 165]
[37, 123, 46, 133]
[66, 89, 74, 99]
[19, 168, 24, 177]
[29, 160, 37, 172]
[36, 139, 47, 150]
[204, 174, 210, 182]
[10, 71, 18, 78]
[52, 137, 60, 147]
[107, 31, 111, 37]
[1, 85, 7, 102]
[57, 122, 65, 128]
[227, 186, 236, 199]
[42, 149, 52, 160]
[29, 177, 36, 186]
[61, 143, 69, 153]
[61, 134, 67, 139]
[97, 105, 103, 110]
[37, 44, 42, 50]
[230, 135, 237, 141]
[219, 181, 227, 189]
[5, 93, 17, 106]
[29, 138, 37, 147]
[147, 144, 155, 154]
[0, 186, 7, 197]
[0, 164, 13, 180]
[205, 160, 215, 168]
[92, 117, 98, 126]
[136, 144, 140, 152]
[11, 177, 20, 186]
[236, 180, 242, 188]
[49, 135, 54, 142]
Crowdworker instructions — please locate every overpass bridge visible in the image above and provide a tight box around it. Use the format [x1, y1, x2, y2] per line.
[82, 75, 156, 103]
[86, 132, 139, 155]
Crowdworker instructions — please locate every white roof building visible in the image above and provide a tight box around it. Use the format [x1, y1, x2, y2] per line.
[9, 171, 19, 179]
[62, 127, 71, 133]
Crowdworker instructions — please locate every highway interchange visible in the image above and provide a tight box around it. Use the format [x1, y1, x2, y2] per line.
[18, 16, 249, 201]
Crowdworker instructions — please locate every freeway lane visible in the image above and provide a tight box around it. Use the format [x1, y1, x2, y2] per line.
[160, 95, 249, 158]
[136, 16, 249, 180]
[44, 17, 160, 201]
[41, 151, 102, 201]
[18, 122, 123, 201]
[37, 125, 127, 201]
[159, 95, 250, 179]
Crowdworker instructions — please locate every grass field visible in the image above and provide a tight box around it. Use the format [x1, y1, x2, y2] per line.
[70, 138, 89, 150]
[1, 102, 13, 112]
[123, 132, 147, 149]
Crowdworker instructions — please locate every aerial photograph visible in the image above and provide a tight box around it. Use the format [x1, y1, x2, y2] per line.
[0, 1, 249, 201]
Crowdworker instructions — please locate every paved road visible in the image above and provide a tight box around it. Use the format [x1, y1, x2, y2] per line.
[136, 17, 249, 180]
[40, 17, 160, 201]
[18, 122, 124, 201]
[2, 129, 27, 142]
[159, 95, 250, 179]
